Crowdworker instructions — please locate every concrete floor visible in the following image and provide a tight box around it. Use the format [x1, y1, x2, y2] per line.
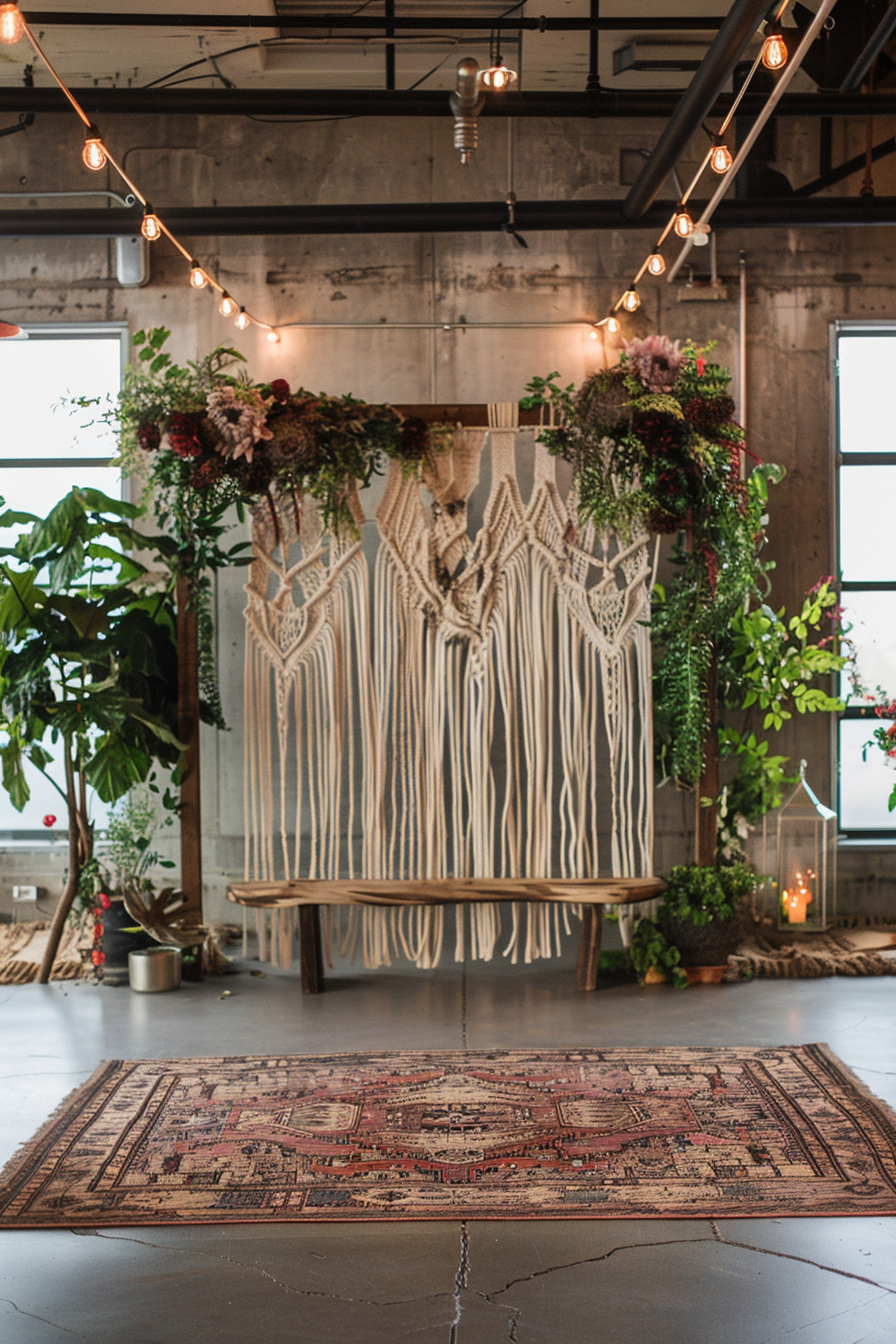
[2, 944, 896, 1344]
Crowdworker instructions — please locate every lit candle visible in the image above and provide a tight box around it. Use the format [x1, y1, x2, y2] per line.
[783, 870, 813, 924]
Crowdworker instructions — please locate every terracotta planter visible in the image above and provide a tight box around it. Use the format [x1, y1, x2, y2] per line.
[683, 965, 728, 985]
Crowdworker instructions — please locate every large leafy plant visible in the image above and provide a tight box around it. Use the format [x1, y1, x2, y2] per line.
[0, 487, 184, 980]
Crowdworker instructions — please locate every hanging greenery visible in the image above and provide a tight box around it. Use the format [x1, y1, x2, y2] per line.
[95, 328, 448, 726]
[522, 338, 849, 850]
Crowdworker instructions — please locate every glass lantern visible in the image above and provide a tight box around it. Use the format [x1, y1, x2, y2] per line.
[777, 761, 837, 931]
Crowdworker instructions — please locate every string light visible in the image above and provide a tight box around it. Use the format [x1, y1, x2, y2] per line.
[588, 325, 599, 340]
[0, 4, 24, 45]
[235, 307, 251, 331]
[709, 139, 733, 175]
[621, 288, 641, 313]
[140, 207, 162, 241]
[479, 60, 518, 92]
[189, 261, 208, 289]
[673, 208, 694, 239]
[761, 23, 788, 70]
[219, 292, 237, 317]
[82, 127, 107, 171]
[646, 253, 666, 276]
[266, 329, 281, 343]
[606, 314, 621, 334]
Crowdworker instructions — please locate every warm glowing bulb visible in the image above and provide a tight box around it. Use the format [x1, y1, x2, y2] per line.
[266, 329, 281, 343]
[710, 141, 733, 175]
[674, 209, 694, 238]
[189, 263, 208, 289]
[588, 326, 599, 340]
[479, 62, 518, 92]
[606, 315, 621, 334]
[621, 289, 640, 313]
[235, 308, 251, 330]
[82, 135, 106, 172]
[647, 253, 666, 276]
[762, 30, 788, 71]
[0, 4, 25, 44]
[219, 292, 237, 317]
[141, 209, 162, 242]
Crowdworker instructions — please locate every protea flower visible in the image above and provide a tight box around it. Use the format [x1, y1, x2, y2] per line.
[624, 335, 685, 394]
[206, 386, 273, 463]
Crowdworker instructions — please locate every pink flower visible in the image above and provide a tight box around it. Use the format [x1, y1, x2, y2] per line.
[624, 335, 685, 393]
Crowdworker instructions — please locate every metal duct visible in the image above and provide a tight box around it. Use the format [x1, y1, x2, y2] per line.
[1, 197, 894, 237]
[622, 0, 771, 220]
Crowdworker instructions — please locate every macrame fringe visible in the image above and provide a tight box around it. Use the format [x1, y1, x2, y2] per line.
[243, 416, 655, 971]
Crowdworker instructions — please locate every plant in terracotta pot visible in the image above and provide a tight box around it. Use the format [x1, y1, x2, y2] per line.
[656, 862, 756, 981]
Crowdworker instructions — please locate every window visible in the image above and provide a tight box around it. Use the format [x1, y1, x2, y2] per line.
[834, 323, 896, 837]
[0, 324, 126, 840]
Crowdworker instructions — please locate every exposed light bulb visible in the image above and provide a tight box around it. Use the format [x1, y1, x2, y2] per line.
[479, 60, 518, 92]
[82, 131, 107, 172]
[0, 4, 25, 45]
[606, 315, 621, 334]
[235, 307, 251, 330]
[141, 208, 162, 242]
[588, 326, 599, 341]
[266, 328, 281, 343]
[762, 26, 788, 71]
[647, 253, 666, 276]
[621, 289, 640, 313]
[710, 140, 733, 175]
[189, 262, 208, 289]
[674, 208, 694, 239]
[219, 292, 237, 317]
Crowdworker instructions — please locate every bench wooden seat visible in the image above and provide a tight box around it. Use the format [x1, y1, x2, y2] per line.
[227, 877, 664, 993]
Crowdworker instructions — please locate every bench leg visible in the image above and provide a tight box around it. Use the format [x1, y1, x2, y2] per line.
[576, 906, 603, 992]
[299, 904, 325, 994]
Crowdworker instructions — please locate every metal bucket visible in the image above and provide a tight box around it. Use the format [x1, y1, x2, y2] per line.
[128, 946, 182, 993]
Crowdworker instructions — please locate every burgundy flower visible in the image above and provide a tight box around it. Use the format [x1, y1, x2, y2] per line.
[395, 416, 429, 461]
[167, 412, 203, 459]
[191, 457, 225, 490]
[271, 378, 290, 404]
[137, 422, 161, 453]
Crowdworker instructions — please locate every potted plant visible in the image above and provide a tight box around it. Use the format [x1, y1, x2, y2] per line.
[0, 487, 185, 981]
[632, 862, 756, 985]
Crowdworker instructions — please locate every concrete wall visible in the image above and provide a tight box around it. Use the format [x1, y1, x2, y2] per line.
[1, 109, 894, 922]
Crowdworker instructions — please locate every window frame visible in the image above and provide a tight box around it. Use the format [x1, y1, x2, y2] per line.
[0, 321, 129, 844]
[832, 319, 896, 842]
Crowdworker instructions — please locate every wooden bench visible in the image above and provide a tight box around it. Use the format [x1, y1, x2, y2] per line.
[227, 877, 664, 993]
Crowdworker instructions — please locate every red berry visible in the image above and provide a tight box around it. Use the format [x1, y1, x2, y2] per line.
[43, 814, 56, 827]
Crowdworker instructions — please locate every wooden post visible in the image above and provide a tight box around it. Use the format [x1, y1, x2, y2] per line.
[176, 574, 203, 922]
[695, 654, 719, 867]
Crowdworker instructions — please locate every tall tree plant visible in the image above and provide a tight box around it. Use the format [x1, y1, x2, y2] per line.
[0, 488, 184, 982]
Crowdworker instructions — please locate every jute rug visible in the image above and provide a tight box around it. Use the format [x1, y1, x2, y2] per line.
[2, 1047, 895, 1227]
[732, 924, 896, 980]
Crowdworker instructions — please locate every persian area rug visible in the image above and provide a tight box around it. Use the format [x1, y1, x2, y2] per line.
[3, 1047, 896, 1227]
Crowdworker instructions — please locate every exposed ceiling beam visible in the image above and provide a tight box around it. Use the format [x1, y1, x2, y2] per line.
[3, 197, 896, 237]
[0, 87, 892, 117]
[623, 0, 771, 220]
[17, 11, 731, 31]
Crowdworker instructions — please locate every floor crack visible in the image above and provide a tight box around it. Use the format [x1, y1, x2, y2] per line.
[448, 1222, 469, 1344]
[78, 1229, 455, 1308]
[0, 1298, 89, 1339]
[713, 1233, 896, 1293]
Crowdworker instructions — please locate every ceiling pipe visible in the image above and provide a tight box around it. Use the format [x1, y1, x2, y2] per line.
[0, 87, 892, 119]
[622, 0, 771, 220]
[793, 134, 896, 196]
[666, 0, 840, 284]
[1, 197, 895, 237]
[18, 11, 730, 31]
[839, 1, 896, 91]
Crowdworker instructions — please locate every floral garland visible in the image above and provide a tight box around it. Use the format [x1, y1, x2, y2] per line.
[109, 329, 446, 726]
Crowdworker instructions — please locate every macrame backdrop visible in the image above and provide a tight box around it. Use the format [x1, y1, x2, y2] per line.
[243, 406, 654, 970]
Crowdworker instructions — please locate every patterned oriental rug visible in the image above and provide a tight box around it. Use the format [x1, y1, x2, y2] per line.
[3, 1047, 896, 1227]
